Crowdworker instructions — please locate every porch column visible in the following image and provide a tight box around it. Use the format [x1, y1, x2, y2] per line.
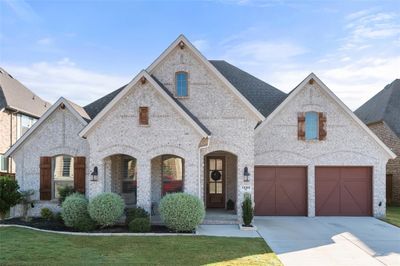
[136, 158, 151, 213]
[308, 165, 315, 217]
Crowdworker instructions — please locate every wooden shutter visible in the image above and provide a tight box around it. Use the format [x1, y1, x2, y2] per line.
[297, 112, 305, 140]
[40, 157, 52, 200]
[74, 157, 86, 194]
[139, 107, 149, 125]
[318, 112, 327, 140]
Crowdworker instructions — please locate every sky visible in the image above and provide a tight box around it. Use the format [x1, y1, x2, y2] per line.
[0, 0, 399, 110]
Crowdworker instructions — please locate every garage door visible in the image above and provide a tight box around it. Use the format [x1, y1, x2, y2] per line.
[315, 167, 372, 216]
[254, 166, 307, 216]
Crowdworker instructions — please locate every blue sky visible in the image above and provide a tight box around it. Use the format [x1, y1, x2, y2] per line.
[1, 0, 399, 110]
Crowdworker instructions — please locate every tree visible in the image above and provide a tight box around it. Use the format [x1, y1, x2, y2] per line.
[0, 176, 21, 220]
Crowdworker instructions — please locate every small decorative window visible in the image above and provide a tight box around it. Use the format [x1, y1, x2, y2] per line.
[305, 112, 319, 140]
[175, 72, 188, 97]
[139, 107, 149, 125]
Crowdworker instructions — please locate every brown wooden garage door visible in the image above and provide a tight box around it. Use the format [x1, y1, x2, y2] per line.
[315, 167, 372, 216]
[254, 166, 307, 216]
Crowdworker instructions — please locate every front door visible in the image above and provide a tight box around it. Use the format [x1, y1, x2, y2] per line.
[206, 157, 225, 208]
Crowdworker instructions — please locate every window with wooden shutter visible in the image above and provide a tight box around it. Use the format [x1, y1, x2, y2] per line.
[139, 107, 149, 125]
[318, 112, 327, 140]
[297, 112, 305, 140]
[40, 157, 52, 200]
[74, 157, 86, 194]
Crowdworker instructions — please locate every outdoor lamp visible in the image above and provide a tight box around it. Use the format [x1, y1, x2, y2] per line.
[244, 166, 250, 182]
[91, 166, 98, 181]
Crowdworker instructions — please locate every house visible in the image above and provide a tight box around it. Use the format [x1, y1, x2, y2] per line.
[355, 79, 400, 205]
[5, 35, 396, 219]
[0, 67, 50, 174]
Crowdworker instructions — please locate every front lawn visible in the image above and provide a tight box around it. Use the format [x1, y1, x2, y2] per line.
[383, 206, 400, 227]
[0, 227, 282, 265]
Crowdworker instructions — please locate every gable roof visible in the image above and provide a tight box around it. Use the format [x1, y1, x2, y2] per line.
[210, 60, 287, 117]
[355, 79, 400, 137]
[0, 67, 50, 117]
[79, 70, 211, 138]
[146, 35, 265, 121]
[5, 97, 88, 157]
[84, 85, 127, 119]
[255, 73, 397, 159]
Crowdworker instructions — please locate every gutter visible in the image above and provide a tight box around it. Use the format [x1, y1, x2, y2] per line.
[198, 137, 210, 199]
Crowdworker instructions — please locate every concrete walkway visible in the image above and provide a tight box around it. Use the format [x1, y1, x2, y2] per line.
[254, 217, 400, 266]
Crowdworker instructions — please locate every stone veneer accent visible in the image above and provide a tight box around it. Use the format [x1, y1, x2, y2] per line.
[368, 121, 400, 204]
[255, 82, 390, 217]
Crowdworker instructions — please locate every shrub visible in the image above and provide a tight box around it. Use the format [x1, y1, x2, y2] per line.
[0, 176, 21, 220]
[88, 192, 125, 227]
[19, 190, 35, 222]
[40, 208, 53, 220]
[159, 192, 205, 232]
[125, 207, 149, 225]
[58, 186, 75, 204]
[61, 193, 96, 231]
[227, 199, 235, 211]
[129, 217, 151, 233]
[242, 194, 254, 226]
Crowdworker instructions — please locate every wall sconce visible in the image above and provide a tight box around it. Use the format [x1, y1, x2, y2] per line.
[91, 166, 98, 182]
[244, 166, 250, 182]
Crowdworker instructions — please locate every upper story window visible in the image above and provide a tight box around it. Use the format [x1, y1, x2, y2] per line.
[305, 112, 319, 140]
[52, 155, 74, 199]
[0, 154, 8, 172]
[175, 72, 188, 97]
[17, 114, 37, 139]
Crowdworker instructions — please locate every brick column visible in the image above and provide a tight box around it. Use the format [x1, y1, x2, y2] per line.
[136, 158, 151, 213]
[308, 165, 315, 217]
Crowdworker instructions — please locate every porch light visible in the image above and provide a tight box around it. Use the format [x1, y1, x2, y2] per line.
[91, 166, 98, 182]
[243, 166, 250, 182]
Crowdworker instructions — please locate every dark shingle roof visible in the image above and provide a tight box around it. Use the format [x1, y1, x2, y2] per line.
[84, 85, 127, 119]
[0, 67, 50, 117]
[209, 60, 287, 117]
[355, 79, 400, 137]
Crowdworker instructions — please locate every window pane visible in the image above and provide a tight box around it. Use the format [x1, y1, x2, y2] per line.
[216, 159, 222, 170]
[0, 155, 7, 172]
[305, 112, 318, 140]
[209, 183, 215, 194]
[162, 156, 184, 194]
[176, 72, 188, 97]
[54, 181, 74, 198]
[53, 156, 74, 180]
[209, 159, 215, 170]
[122, 157, 137, 180]
[216, 183, 222, 194]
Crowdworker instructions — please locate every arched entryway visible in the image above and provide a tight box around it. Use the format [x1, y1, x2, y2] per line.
[151, 154, 184, 214]
[204, 151, 237, 212]
[103, 154, 137, 207]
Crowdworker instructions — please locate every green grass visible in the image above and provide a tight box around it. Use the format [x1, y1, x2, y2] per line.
[383, 206, 400, 227]
[0, 227, 282, 266]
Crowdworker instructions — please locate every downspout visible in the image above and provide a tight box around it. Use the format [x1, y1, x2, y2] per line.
[198, 136, 210, 199]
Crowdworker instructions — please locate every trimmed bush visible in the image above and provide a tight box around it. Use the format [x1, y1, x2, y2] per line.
[61, 193, 96, 231]
[159, 193, 205, 232]
[125, 207, 149, 225]
[0, 176, 21, 220]
[58, 186, 75, 204]
[88, 192, 125, 227]
[241, 194, 254, 226]
[40, 208, 54, 220]
[227, 199, 235, 211]
[129, 217, 151, 233]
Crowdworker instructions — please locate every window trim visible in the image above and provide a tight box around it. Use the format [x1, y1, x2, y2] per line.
[305, 111, 319, 141]
[175, 71, 189, 98]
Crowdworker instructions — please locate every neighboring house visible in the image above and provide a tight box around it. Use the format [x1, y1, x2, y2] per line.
[355, 79, 400, 205]
[0, 67, 50, 174]
[5, 35, 396, 219]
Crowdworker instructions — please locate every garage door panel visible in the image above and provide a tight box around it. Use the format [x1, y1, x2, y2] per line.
[316, 167, 372, 216]
[255, 166, 307, 216]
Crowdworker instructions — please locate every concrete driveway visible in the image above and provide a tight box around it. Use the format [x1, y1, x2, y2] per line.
[254, 217, 400, 266]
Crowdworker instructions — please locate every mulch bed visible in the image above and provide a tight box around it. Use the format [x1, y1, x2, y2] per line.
[0, 217, 191, 234]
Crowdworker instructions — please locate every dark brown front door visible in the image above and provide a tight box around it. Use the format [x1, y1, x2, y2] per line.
[254, 166, 307, 216]
[206, 157, 225, 208]
[315, 167, 372, 216]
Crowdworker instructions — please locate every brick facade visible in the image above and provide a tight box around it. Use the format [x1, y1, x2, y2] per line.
[368, 121, 400, 205]
[0, 110, 17, 173]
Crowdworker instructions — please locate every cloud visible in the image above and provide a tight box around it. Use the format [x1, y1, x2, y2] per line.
[3, 59, 131, 106]
[37, 37, 53, 46]
[3, 0, 40, 22]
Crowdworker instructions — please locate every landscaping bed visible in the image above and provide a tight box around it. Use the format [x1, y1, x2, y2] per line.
[0, 217, 189, 234]
[382, 206, 400, 227]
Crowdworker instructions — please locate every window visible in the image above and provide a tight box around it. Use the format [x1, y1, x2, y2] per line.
[139, 107, 149, 125]
[122, 157, 137, 196]
[0, 154, 8, 172]
[52, 155, 74, 199]
[162, 155, 184, 195]
[17, 114, 37, 139]
[305, 112, 319, 140]
[175, 72, 188, 97]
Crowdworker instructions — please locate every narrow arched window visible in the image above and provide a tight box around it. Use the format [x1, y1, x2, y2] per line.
[305, 112, 319, 140]
[175, 72, 188, 97]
